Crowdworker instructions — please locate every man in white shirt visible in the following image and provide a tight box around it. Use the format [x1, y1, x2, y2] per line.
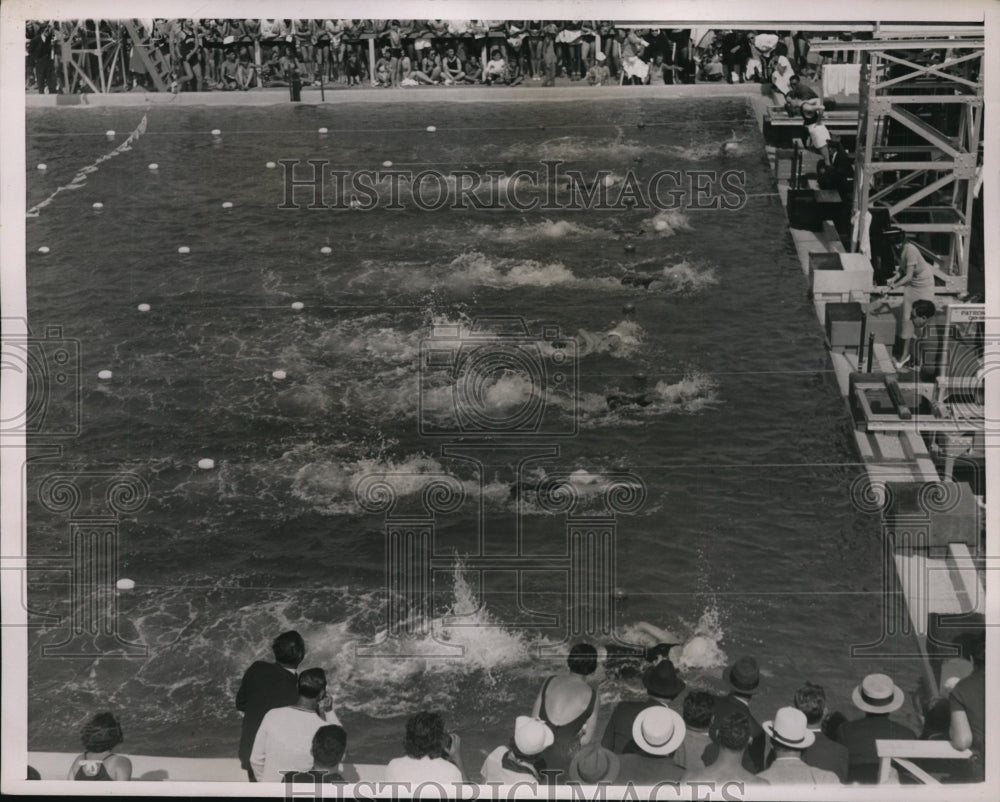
[250, 668, 341, 782]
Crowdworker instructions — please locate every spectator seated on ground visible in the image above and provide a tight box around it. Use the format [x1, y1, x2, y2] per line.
[236, 55, 256, 90]
[464, 55, 483, 83]
[700, 53, 725, 81]
[375, 49, 393, 86]
[484, 49, 507, 84]
[344, 51, 364, 86]
[586, 52, 611, 85]
[219, 52, 241, 89]
[440, 47, 465, 84]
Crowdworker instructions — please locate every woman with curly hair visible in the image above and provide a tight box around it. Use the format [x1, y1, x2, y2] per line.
[67, 712, 131, 781]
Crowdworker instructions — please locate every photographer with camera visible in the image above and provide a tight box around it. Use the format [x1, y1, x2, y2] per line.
[385, 711, 468, 785]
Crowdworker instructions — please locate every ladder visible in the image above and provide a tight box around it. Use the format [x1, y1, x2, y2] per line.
[123, 20, 171, 92]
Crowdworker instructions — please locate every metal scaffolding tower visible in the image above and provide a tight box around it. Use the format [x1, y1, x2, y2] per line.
[815, 32, 984, 284]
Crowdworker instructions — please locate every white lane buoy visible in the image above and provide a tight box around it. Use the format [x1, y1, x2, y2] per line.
[211, 128, 222, 136]
[622, 303, 636, 315]
[105, 129, 116, 137]
[93, 202, 104, 210]
[382, 160, 393, 167]
[198, 458, 215, 470]
[272, 370, 287, 380]
[116, 578, 135, 591]
[320, 246, 332, 255]
[38, 246, 50, 254]
[98, 369, 113, 380]
[266, 161, 277, 169]
[37, 163, 47, 170]
[148, 162, 159, 171]
[178, 246, 190, 254]
[318, 127, 329, 134]
[426, 125, 437, 132]
[291, 301, 304, 310]
[137, 303, 151, 312]
[613, 587, 629, 602]
[222, 201, 233, 209]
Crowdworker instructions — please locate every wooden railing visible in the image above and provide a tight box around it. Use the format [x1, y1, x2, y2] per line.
[876, 739, 972, 784]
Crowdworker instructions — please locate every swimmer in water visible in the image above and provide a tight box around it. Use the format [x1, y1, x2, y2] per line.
[620, 273, 658, 289]
[599, 621, 683, 679]
[576, 329, 624, 356]
[719, 129, 739, 156]
[606, 392, 654, 410]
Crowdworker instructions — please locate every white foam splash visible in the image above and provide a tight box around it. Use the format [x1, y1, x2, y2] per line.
[649, 209, 693, 236]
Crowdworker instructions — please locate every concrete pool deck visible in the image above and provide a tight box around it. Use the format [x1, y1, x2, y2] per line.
[25, 81, 768, 108]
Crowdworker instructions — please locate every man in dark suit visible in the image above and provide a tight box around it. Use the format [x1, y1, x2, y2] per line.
[29, 22, 58, 94]
[601, 659, 686, 755]
[791, 682, 849, 781]
[236, 630, 306, 780]
[835, 673, 916, 783]
[704, 655, 765, 772]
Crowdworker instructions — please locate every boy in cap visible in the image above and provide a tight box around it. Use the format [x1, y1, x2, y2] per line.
[835, 673, 915, 783]
[791, 682, 848, 781]
[704, 656, 766, 772]
[601, 659, 686, 754]
[480, 716, 554, 784]
[759, 708, 840, 784]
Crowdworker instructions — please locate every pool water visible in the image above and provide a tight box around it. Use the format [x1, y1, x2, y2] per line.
[25, 97, 925, 765]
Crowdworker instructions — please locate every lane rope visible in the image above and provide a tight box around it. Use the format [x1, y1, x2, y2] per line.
[27, 114, 148, 218]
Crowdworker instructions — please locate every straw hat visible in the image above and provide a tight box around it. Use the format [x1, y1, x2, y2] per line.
[851, 673, 905, 714]
[763, 707, 816, 750]
[631, 705, 686, 756]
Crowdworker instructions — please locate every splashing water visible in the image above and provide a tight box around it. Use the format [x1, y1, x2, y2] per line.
[469, 219, 602, 242]
[649, 209, 693, 236]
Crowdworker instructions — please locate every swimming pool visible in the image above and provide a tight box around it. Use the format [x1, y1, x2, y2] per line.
[25, 96, 925, 764]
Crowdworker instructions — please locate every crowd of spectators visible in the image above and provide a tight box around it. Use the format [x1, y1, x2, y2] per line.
[25, 20, 830, 94]
[47, 627, 985, 786]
